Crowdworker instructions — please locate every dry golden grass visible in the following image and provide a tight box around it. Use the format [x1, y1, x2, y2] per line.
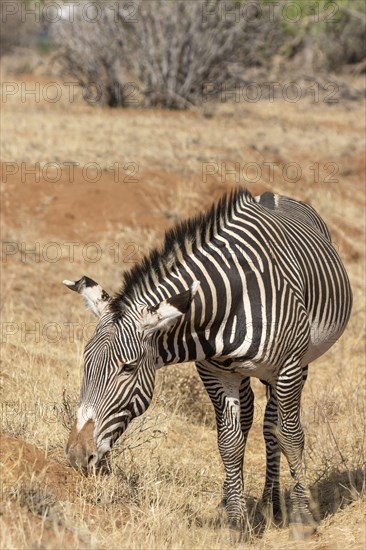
[1, 74, 365, 549]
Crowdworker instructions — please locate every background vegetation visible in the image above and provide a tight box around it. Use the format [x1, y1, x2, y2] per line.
[1, 0, 365, 107]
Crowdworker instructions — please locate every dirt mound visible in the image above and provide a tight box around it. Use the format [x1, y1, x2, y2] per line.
[0, 434, 130, 549]
[1, 433, 78, 493]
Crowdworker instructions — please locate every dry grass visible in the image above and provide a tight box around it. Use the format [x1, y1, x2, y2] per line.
[0, 74, 365, 549]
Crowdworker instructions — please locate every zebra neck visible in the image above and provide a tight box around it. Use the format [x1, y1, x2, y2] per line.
[156, 324, 211, 368]
[154, 288, 219, 367]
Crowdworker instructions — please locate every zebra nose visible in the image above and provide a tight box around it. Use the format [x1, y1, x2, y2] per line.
[87, 452, 98, 468]
[66, 418, 98, 470]
[67, 448, 99, 469]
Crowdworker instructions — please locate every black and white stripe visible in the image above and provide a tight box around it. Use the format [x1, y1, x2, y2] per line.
[74, 188, 352, 534]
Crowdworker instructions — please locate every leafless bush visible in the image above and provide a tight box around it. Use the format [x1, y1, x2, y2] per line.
[117, 0, 285, 108]
[49, 0, 282, 109]
[126, 0, 248, 108]
[118, 401, 168, 454]
[50, 1, 132, 107]
[61, 388, 77, 432]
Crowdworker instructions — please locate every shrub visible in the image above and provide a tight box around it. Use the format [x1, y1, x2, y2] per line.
[50, 0, 282, 109]
[126, 0, 247, 108]
[50, 1, 132, 107]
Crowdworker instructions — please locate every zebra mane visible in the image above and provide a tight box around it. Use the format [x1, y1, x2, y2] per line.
[110, 187, 253, 314]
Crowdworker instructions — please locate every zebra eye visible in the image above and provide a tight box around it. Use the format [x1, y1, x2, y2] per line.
[118, 362, 137, 375]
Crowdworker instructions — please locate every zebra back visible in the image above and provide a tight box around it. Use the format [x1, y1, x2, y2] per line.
[255, 192, 332, 242]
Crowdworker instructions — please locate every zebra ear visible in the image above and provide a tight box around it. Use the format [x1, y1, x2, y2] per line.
[141, 281, 200, 334]
[63, 276, 110, 318]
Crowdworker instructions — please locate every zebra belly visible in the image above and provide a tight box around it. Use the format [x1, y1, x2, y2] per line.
[227, 359, 279, 385]
[301, 319, 345, 367]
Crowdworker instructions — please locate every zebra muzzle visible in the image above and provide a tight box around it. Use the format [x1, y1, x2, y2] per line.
[66, 418, 99, 470]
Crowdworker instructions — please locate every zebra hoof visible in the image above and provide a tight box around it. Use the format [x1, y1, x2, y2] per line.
[272, 500, 282, 520]
[228, 526, 249, 543]
[216, 498, 227, 509]
[260, 500, 283, 527]
[289, 523, 317, 540]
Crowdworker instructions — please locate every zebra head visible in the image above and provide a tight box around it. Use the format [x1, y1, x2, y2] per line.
[63, 276, 199, 470]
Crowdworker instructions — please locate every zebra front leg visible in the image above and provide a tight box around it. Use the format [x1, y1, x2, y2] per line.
[276, 363, 317, 539]
[220, 377, 254, 510]
[196, 362, 249, 533]
[239, 377, 254, 448]
[262, 386, 282, 523]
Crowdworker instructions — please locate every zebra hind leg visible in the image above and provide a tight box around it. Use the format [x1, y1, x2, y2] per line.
[276, 362, 317, 540]
[196, 362, 250, 535]
[262, 366, 309, 526]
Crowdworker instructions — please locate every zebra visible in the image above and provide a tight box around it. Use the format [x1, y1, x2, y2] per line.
[63, 188, 352, 539]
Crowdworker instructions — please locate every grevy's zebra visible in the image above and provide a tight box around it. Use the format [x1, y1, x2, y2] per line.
[64, 189, 352, 538]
